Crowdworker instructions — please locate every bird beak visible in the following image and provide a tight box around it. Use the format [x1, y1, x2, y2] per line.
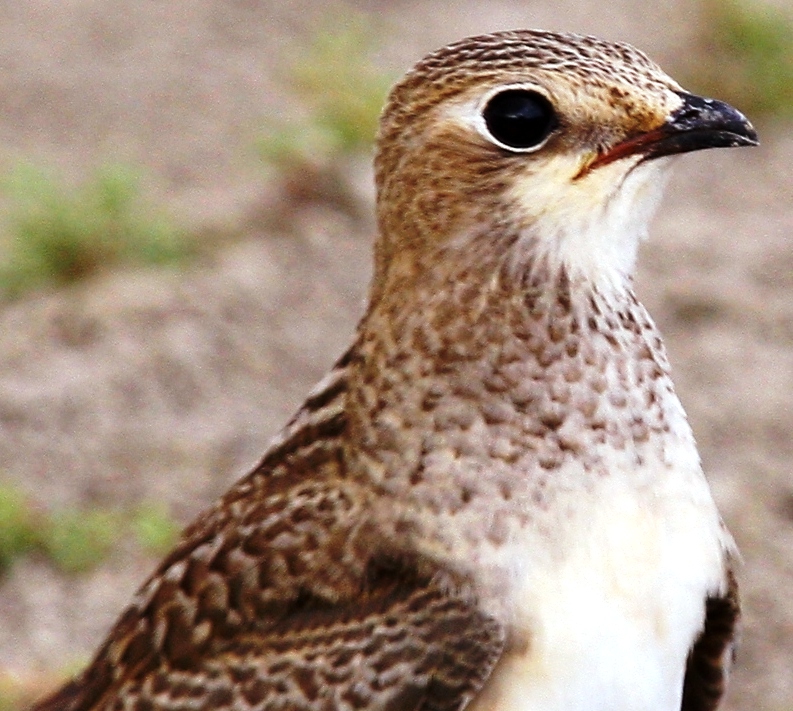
[585, 91, 759, 173]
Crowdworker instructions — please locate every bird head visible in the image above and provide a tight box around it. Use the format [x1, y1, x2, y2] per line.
[372, 30, 757, 298]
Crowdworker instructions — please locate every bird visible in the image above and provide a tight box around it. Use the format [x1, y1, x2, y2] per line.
[31, 28, 757, 711]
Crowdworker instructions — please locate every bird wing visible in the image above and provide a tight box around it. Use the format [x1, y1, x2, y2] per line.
[97, 571, 505, 711]
[681, 567, 740, 711]
[30, 395, 505, 711]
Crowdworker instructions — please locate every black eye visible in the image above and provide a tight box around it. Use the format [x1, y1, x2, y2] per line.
[482, 89, 558, 151]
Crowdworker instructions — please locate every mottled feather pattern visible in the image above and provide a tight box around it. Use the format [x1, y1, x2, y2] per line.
[106, 579, 504, 711]
[34, 350, 504, 711]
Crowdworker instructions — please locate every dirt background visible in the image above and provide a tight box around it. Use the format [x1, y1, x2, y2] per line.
[0, 1, 791, 709]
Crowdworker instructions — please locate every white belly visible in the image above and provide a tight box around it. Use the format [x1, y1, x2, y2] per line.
[470, 468, 730, 711]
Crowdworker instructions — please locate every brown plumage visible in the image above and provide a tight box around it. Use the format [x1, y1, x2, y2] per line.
[30, 29, 756, 711]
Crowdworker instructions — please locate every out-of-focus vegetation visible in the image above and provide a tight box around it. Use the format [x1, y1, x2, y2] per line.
[0, 163, 189, 299]
[45, 509, 120, 574]
[260, 19, 391, 165]
[132, 503, 182, 556]
[0, 484, 38, 572]
[0, 480, 181, 575]
[258, 18, 393, 214]
[690, 0, 793, 120]
[0, 20, 393, 300]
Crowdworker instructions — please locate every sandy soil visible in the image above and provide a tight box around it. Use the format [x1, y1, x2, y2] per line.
[0, 1, 791, 709]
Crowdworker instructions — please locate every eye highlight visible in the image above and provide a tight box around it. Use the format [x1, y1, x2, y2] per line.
[481, 88, 558, 152]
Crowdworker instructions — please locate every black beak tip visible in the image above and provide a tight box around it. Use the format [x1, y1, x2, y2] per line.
[668, 91, 759, 151]
[729, 124, 760, 147]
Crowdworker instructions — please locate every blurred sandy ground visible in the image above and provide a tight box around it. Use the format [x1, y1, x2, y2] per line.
[0, 1, 791, 709]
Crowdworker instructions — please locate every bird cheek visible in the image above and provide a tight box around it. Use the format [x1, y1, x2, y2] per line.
[508, 161, 571, 223]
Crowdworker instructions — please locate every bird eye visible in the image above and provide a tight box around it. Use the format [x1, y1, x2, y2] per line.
[482, 89, 558, 152]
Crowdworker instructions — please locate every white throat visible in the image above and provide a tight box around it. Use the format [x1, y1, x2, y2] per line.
[509, 156, 673, 293]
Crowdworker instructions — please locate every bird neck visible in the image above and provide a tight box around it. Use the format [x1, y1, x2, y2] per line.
[345, 240, 686, 512]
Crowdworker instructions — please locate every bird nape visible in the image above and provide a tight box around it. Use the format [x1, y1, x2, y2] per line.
[31, 29, 756, 711]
